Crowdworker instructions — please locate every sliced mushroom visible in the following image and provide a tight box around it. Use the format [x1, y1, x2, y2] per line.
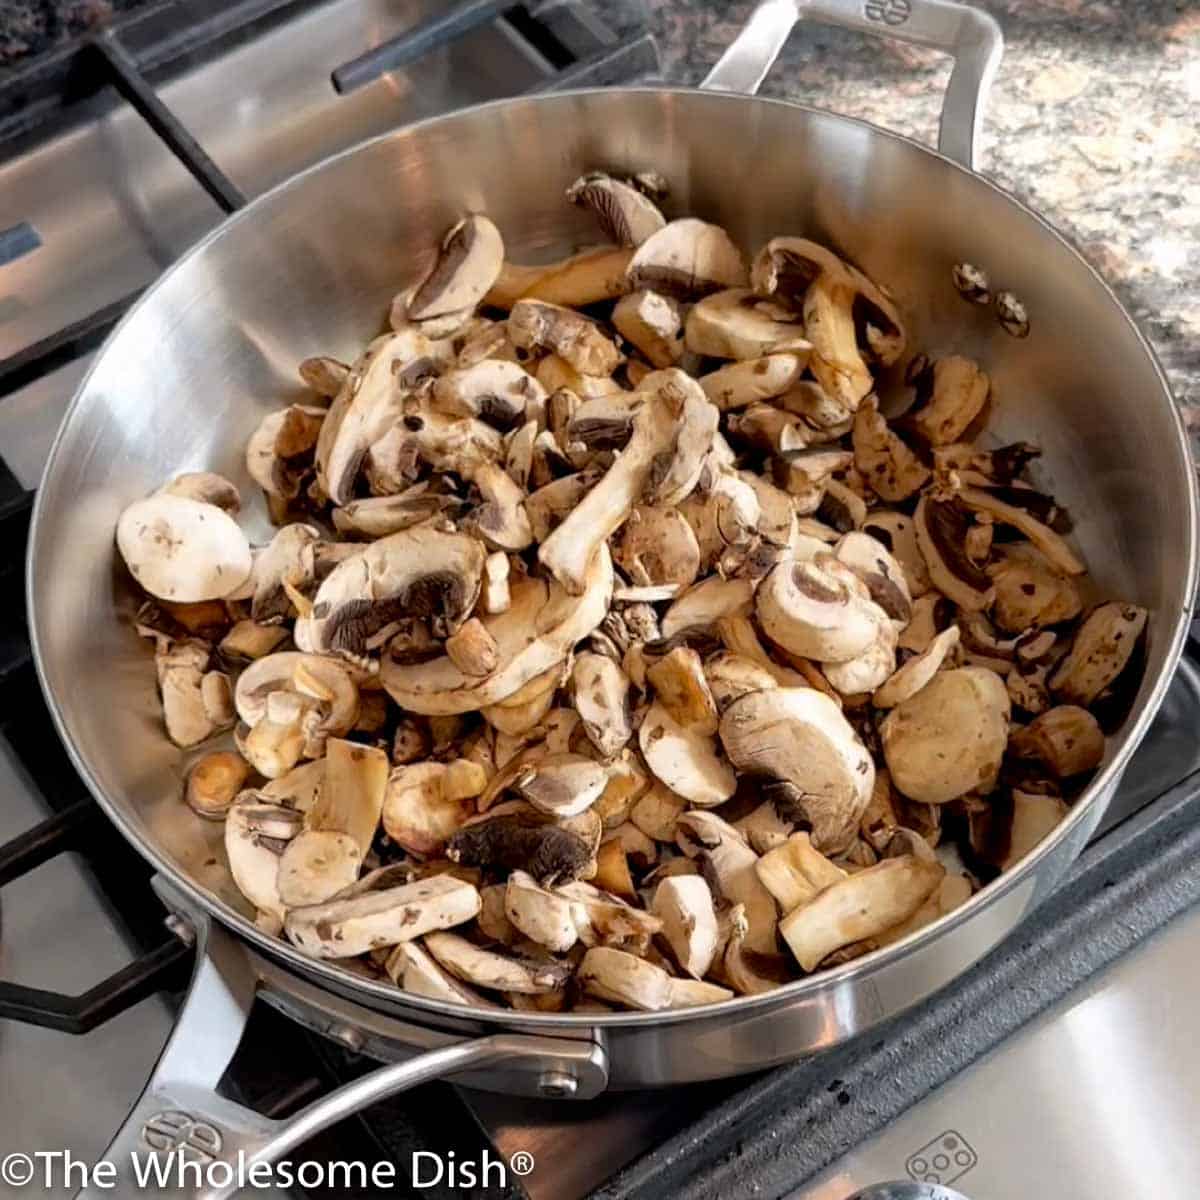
[447, 806, 597, 885]
[571, 652, 633, 759]
[639, 699, 736, 807]
[988, 544, 1082, 633]
[567, 171, 666, 246]
[646, 647, 719, 736]
[862, 511, 931, 598]
[822, 611, 897, 696]
[873, 625, 960, 708]
[734, 801, 795, 855]
[881, 667, 1010, 803]
[424, 930, 570, 994]
[717, 615, 809, 688]
[834, 530, 913, 627]
[675, 812, 777, 954]
[159, 646, 217, 748]
[511, 753, 609, 818]
[443, 617, 499, 678]
[487, 246, 636, 309]
[661, 576, 755, 640]
[755, 831, 847, 913]
[684, 288, 811, 360]
[626, 218, 747, 299]
[1009, 705, 1105, 777]
[431, 359, 543, 429]
[285, 873, 480, 959]
[905, 356, 989, 446]
[382, 762, 473, 855]
[225, 797, 303, 924]
[407, 214, 504, 321]
[703, 651, 779, 712]
[159, 471, 241, 514]
[504, 870, 579, 952]
[779, 855, 943, 971]
[652, 874, 720, 978]
[804, 275, 873, 413]
[1003, 790, 1070, 870]
[721, 907, 794, 995]
[252, 523, 320, 624]
[277, 831, 362, 907]
[613, 505, 701, 589]
[913, 495, 994, 611]
[508, 299, 620, 377]
[1048, 601, 1147, 706]
[246, 404, 325, 506]
[698, 353, 807, 411]
[385, 940, 498, 1008]
[954, 485, 1085, 576]
[611, 290, 684, 367]
[852, 397, 930, 501]
[720, 687, 875, 854]
[481, 660, 565, 737]
[117, 493, 252, 603]
[185, 751, 250, 820]
[557, 880, 661, 952]
[308, 737, 388, 859]
[756, 557, 886, 663]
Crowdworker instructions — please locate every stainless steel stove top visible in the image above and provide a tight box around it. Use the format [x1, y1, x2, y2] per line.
[1, 4, 1198, 1199]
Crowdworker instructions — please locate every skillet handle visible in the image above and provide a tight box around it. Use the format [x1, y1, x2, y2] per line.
[700, 0, 1003, 171]
[76, 895, 607, 1200]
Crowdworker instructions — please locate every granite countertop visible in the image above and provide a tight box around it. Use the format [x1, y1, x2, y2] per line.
[649, 0, 1200, 421]
[3, 0, 1196, 415]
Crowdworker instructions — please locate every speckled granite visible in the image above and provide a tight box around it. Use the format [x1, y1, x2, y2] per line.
[648, 0, 1200, 420]
[0, 1, 132, 64]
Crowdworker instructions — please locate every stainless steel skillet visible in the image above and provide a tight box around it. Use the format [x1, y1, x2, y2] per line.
[26, 0, 1196, 1187]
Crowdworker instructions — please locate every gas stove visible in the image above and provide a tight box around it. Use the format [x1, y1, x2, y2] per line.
[2, 4, 1199, 1199]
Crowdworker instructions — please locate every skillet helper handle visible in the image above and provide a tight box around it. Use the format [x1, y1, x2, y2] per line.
[700, 0, 1003, 171]
[78, 907, 606, 1200]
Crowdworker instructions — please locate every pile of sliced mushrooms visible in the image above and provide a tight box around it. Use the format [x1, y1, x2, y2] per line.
[115, 171, 1148, 1012]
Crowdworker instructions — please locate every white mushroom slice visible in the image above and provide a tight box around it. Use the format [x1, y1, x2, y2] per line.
[423, 931, 570, 994]
[721, 907, 793, 996]
[185, 751, 250, 820]
[557, 881, 662, 952]
[219, 620, 289, 661]
[445, 617, 500, 677]
[159, 471, 241, 514]
[512, 754, 609, 817]
[988, 544, 1082, 633]
[1001, 790, 1070, 870]
[646, 647, 719, 736]
[954, 486, 1085, 576]
[261, 758, 326, 813]
[779, 855, 943, 971]
[626, 218, 747, 300]
[382, 546, 611, 715]
[612, 290, 683, 367]
[225, 798, 303, 923]
[698, 353, 807, 411]
[852, 398, 930, 502]
[720, 688, 875, 854]
[482, 551, 511, 616]
[804, 275, 873, 413]
[245, 405, 325, 501]
[716, 616, 810, 689]
[252, 523, 320, 624]
[201, 671, 236, 731]
[481, 661, 565, 737]
[504, 870, 579, 952]
[297, 527, 485, 662]
[286, 875, 481, 959]
[576, 946, 673, 1010]
[661, 576, 755, 639]
[675, 812, 778, 955]
[508, 299, 620, 376]
[613, 505, 701, 589]
[913, 495, 994, 611]
[734, 802, 794, 855]
[309, 738, 388, 856]
[629, 782, 687, 843]
[907, 356, 989, 446]
[382, 762, 472, 855]
[684, 288, 810, 360]
[276, 830, 362, 907]
[478, 883, 519, 945]
[117, 494, 252, 603]
[407, 214, 504, 321]
[726, 402, 809, 455]
[385, 941, 498, 1008]
[704, 652, 779, 712]
[873, 872, 973, 947]
[431, 359, 543, 428]
[861, 511, 931, 597]
[834, 530, 913, 627]
[234, 652, 358, 754]
[570, 653, 633, 759]
[1009, 705, 1105, 777]
[1049, 601, 1147, 706]
[639, 700, 736, 807]
[881, 667, 1011, 804]
[756, 557, 885, 663]
[818, 613, 896, 694]
[873, 626, 960, 708]
[160, 657, 216, 748]
[486, 247, 635, 310]
[755, 832, 847, 913]
[567, 172, 666, 246]
[539, 369, 713, 594]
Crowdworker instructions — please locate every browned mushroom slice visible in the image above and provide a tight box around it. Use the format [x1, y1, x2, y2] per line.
[720, 687, 875, 854]
[779, 856, 943, 971]
[932, 440, 1041, 483]
[1009, 705, 1105, 778]
[383, 761, 475, 855]
[684, 288, 811, 361]
[1049, 601, 1147, 706]
[486, 246, 635, 310]
[954, 486, 1085, 576]
[852, 397, 930, 502]
[988, 544, 1082, 634]
[246, 404, 326, 507]
[833, 531, 913, 627]
[185, 752, 249, 820]
[407, 214, 504, 321]
[567, 171, 666, 246]
[862, 511, 932, 598]
[286, 875, 481, 959]
[508, 299, 621, 377]
[446, 806, 597, 885]
[613, 505, 701, 589]
[804, 276, 874, 413]
[299, 355, 350, 399]
[296, 526, 485, 662]
[913, 495, 994, 611]
[646, 646, 720, 736]
[612, 289, 684, 367]
[626, 219, 747, 300]
[158, 471, 241, 514]
[385, 941, 499, 1008]
[881, 667, 1010, 804]
[904, 356, 990, 447]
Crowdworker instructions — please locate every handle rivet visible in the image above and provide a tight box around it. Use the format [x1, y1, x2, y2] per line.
[538, 1070, 577, 1098]
[330, 1023, 365, 1053]
[164, 913, 196, 946]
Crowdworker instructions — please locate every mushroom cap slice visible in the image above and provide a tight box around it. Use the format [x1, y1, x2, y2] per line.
[906, 356, 990, 447]
[571, 652, 633, 759]
[185, 751, 250, 820]
[755, 831, 847, 914]
[407, 214, 504, 321]
[661, 576, 755, 639]
[861, 511, 931, 598]
[626, 218, 748, 300]
[646, 646, 719, 736]
[881, 667, 1011, 804]
[988, 544, 1082, 634]
[252, 523, 320, 624]
[567, 171, 666, 247]
[685, 288, 811, 360]
[225, 797, 304, 923]
[381, 545, 612, 715]
[913, 495, 994, 612]
[613, 505, 701, 589]
[276, 830, 362, 907]
[508, 299, 621, 376]
[873, 625, 960, 708]
[159, 471, 241, 514]
[385, 941, 499, 1008]
[423, 931, 570, 994]
[704, 652, 779, 712]
[504, 870, 579, 952]
[431, 359, 543, 428]
[117, 494, 252, 602]
[297, 526, 485, 662]
[382, 762, 473, 855]
[1009, 705, 1105, 778]
[639, 700, 736, 807]
[285, 875, 481, 959]
[512, 753, 609, 818]
[852, 398, 929, 503]
[804, 276, 873, 414]
[651, 874, 720, 979]
[954, 485, 1085, 576]
[612, 289, 683, 368]
[1049, 601, 1147, 707]
[756, 557, 886, 664]
[578, 946, 675, 1010]
[720, 687, 876, 854]
[834, 530, 913, 627]
[698, 354, 807, 411]
[779, 855, 943, 971]
[822, 612, 897, 696]
[234, 652, 358, 736]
